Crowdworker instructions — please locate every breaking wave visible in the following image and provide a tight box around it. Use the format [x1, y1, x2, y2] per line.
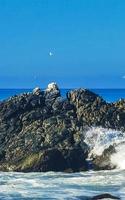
[84, 127, 125, 170]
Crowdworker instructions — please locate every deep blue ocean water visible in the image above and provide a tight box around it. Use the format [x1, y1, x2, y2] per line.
[0, 88, 125, 102]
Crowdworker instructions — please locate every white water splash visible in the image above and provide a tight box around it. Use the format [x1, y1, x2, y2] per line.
[84, 127, 125, 169]
[111, 143, 125, 170]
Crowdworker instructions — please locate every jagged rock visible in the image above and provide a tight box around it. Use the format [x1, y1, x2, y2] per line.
[62, 145, 88, 172]
[92, 145, 116, 170]
[46, 82, 59, 92]
[0, 83, 124, 172]
[44, 82, 61, 109]
[67, 89, 125, 131]
[33, 87, 41, 95]
[15, 149, 67, 172]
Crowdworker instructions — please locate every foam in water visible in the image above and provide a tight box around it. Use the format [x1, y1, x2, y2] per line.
[0, 171, 124, 199]
[84, 127, 125, 169]
[111, 143, 125, 170]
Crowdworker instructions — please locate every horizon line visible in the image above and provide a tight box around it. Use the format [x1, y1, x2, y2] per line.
[0, 87, 125, 90]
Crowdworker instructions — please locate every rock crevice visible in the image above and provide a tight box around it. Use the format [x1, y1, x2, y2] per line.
[0, 83, 124, 172]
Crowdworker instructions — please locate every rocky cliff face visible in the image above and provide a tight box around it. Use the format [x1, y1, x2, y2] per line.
[0, 83, 125, 172]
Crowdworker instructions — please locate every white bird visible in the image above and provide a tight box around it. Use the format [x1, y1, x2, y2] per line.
[49, 52, 53, 56]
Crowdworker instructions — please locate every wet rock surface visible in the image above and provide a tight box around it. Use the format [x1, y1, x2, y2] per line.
[0, 83, 125, 172]
[92, 145, 116, 170]
[76, 193, 120, 200]
[91, 193, 120, 199]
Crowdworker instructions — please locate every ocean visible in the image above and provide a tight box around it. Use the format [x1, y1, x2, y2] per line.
[0, 89, 125, 199]
[0, 170, 125, 199]
[0, 88, 125, 102]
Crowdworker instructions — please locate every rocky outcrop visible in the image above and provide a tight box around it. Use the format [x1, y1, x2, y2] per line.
[76, 193, 120, 200]
[67, 89, 125, 131]
[91, 193, 120, 200]
[92, 145, 116, 170]
[0, 83, 125, 172]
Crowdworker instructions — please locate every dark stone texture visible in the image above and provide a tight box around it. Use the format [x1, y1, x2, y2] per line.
[91, 193, 120, 199]
[0, 83, 124, 172]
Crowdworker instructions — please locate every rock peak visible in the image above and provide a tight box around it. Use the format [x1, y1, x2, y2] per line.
[46, 82, 59, 92]
[33, 87, 41, 95]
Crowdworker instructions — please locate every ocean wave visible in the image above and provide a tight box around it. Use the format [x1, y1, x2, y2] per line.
[84, 127, 125, 170]
[0, 170, 124, 199]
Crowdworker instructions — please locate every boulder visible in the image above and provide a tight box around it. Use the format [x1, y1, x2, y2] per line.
[46, 82, 59, 92]
[92, 145, 116, 170]
[75, 193, 120, 200]
[91, 193, 120, 199]
[33, 87, 41, 95]
[0, 83, 124, 172]
[16, 149, 67, 172]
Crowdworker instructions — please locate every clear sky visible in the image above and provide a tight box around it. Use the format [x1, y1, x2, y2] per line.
[0, 0, 125, 88]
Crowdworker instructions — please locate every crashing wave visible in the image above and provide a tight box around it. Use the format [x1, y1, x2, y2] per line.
[84, 127, 125, 170]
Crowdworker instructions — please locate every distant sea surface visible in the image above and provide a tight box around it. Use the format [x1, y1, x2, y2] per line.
[0, 88, 125, 102]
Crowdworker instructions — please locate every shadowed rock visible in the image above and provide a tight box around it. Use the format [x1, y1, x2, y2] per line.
[91, 193, 120, 199]
[0, 83, 124, 172]
[75, 193, 120, 200]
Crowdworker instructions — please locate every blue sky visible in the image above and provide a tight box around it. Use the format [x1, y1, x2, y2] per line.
[0, 0, 125, 88]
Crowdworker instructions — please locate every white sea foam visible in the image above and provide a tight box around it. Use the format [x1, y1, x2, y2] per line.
[0, 129, 125, 199]
[84, 127, 125, 170]
[0, 171, 124, 199]
[111, 143, 125, 170]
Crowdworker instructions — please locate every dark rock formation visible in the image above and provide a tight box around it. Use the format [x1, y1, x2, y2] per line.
[75, 193, 120, 200]
[67, 89, 125, 131]
[92, 145, 116, 170]
[0, 83, 124, 172]
[91, 193, 120, 199]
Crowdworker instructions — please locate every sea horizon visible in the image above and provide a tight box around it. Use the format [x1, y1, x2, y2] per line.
[1, 88, 125, 102]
